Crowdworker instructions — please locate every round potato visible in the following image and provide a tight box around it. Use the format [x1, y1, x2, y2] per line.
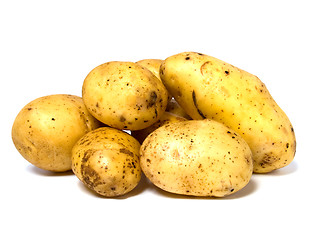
[72, 127, 141, 197]
[131, 112, 187, 144]
[12, 94, 101, 172]
[82, 61, 169, 130]
[140, 119, 253, 197]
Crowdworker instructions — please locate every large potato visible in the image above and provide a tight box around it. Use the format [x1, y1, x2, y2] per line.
[72, 127, 141, 197]
[82, 61, 169, 130]
[131, 112, 187, 144]
[12, 94, 101, 172]
[140, 120, 253, 197]
[160, 52, 296, 173]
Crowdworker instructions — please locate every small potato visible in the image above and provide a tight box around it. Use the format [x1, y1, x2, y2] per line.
[140, 119, 253, 197]
[72, 127, 141, 197]
[166, 98, 191, 119]
[131, 112, 187, 144]
[82, 61, 169, 130]
[160, 52, 296, 173]
[11, 94, 101, 172]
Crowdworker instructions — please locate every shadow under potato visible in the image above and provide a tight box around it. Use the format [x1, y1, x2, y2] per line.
[27, 161, 298, 198]
[26, 164, 74, 177]
[146, 177, 258, 200]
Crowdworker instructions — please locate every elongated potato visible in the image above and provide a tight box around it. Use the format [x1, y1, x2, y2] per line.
[160, 52, 296, 173]
[140, 120, 253, 197]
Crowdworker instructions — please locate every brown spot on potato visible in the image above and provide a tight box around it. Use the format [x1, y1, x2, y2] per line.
[147, 91, 157, 108]
[119, 148, 134, 157]
[260, 153, 278, 167]
[82, 149, 95, 163]
[120, 116, 126, 122]
[192, 90, 206, 119]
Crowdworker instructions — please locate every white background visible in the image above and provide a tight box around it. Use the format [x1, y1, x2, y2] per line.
[1, 0, 308, 239]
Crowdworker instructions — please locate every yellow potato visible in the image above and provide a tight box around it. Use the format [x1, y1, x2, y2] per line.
[82, 61, 168, 131]
[136, 59, 163, 80]
[140, 120, 253, 197]
[72, 127, 141, 197]
[131, 112, 187, 144]
[12, 94, 101, 172]
[160, 52, 296, 173]
[166, 98, 191, 119]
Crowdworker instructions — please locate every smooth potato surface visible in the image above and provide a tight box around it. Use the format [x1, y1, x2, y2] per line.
[82, 61, 168, 130]
[160, 52, 296, 173]
[12, 94, 101, 172]
[140, 120, 253, 197]
[72, 127, 141, 197]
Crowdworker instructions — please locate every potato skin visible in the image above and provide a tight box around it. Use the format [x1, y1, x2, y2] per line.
[140, 120, 253, 197]
[131, 112, 187, 144]
[11, 94, 101, 172]
[160, 52, 296, 173]
[136, 59, 163, 80]
[82, 61, 168, 131]
[71, 127, 141, 197]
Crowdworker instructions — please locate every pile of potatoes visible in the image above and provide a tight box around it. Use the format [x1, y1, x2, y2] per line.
[12, 52, 296, 198]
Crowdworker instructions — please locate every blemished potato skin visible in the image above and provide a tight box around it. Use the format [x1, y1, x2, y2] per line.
[82, 61, 169, 131]
[140, 120, 253, 197]
[160, 52, 296, 173]
[12, 94, 101, 172]
[131, 112, 187, 144]
[71, 127, 141, 197]
[166, 98, 191, 119]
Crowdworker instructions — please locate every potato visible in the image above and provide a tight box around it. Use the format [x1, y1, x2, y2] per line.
[136, 59, 163, 80]
[140, 120, 253, 197]
[131, 112, 187, 144]
[166, 98, 191, 119]
[160, 52, 296, 173]
[12, 94, 101, 172]
[71, 127, 141, 197]
[82, 61, 169, 131]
